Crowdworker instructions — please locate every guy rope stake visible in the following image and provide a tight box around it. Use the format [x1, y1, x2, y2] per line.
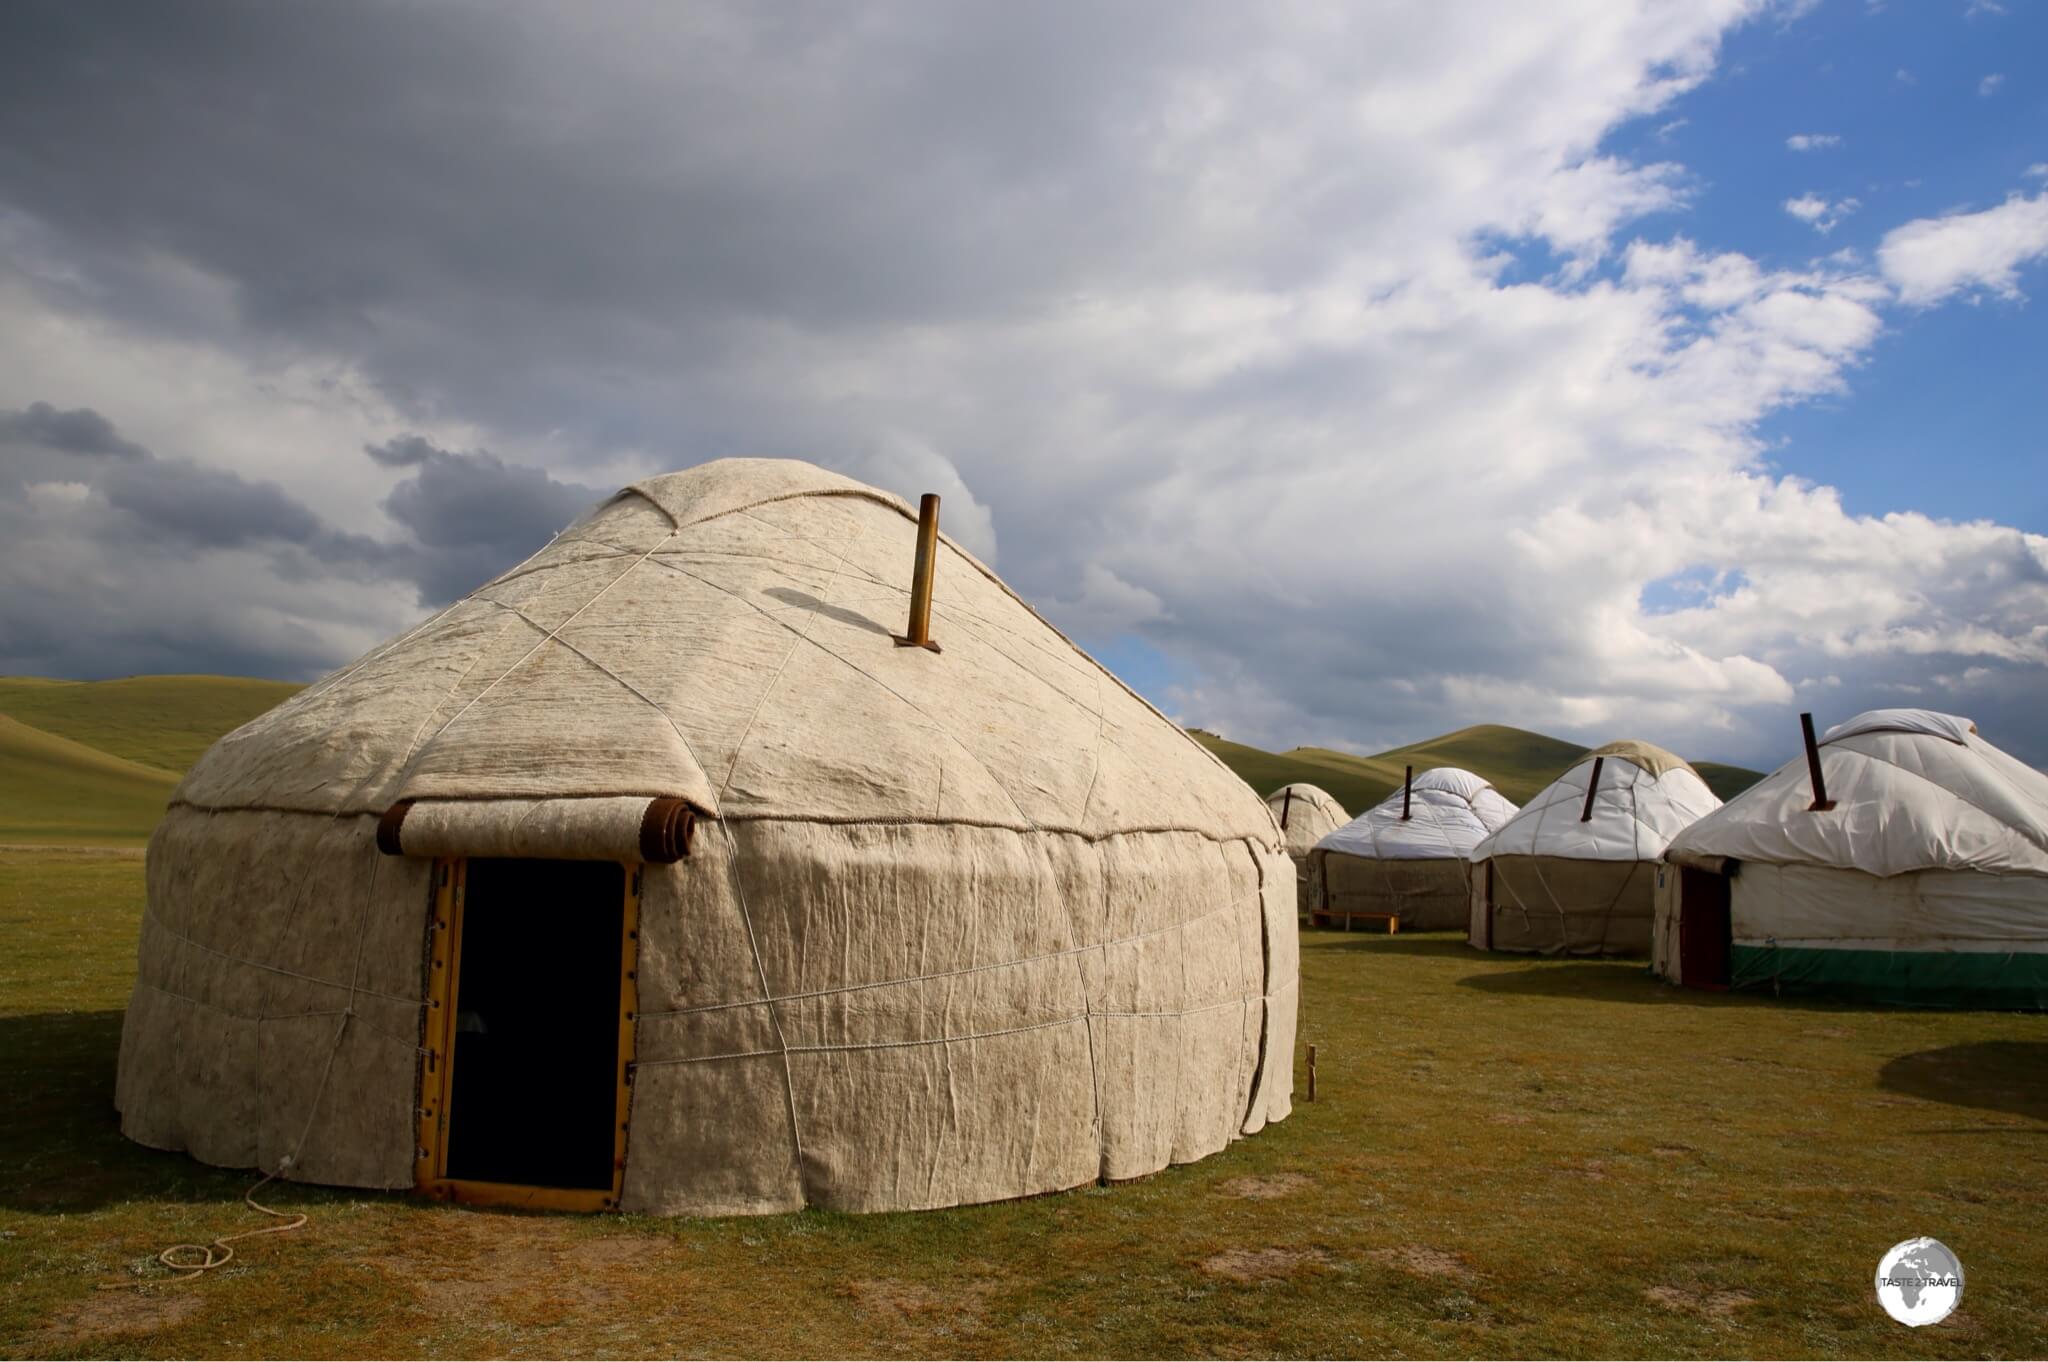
[893, 493, 943, 653]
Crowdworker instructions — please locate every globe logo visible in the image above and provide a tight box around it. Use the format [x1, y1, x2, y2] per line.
[1875, 1237, 1964, 1327]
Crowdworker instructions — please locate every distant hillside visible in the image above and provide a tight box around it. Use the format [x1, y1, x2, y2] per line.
[0, 675, 301, 845]
[0, 712, 181, 845]
[1191, 722, 1763, 816]
[1693, 762, 1769, 803]
[0, 675, 302, 772]
[0, 670, 1765, 846]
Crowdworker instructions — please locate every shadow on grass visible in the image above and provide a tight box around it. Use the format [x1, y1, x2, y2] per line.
[0, 1008, 262, 1214]
[1305, 933, 1478, 959]
[1878, 1042, 2048, 1123]
[1451, 962, 1832, 1011]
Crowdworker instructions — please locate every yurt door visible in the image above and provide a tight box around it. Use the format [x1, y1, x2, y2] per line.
[1677, 868, 1731, 990]
[416, 858, 640, 1211]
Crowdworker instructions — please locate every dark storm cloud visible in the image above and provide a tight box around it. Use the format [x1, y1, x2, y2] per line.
[363, 434, 440, 468]
[368, 434, 605, 604]
[0, 403, 604, 678]
[0, 401, 147, 459]
[0, 0, 1217, 423]
[1, 401, 387, 567]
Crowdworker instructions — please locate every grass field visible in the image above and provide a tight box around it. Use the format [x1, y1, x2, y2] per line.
[4, 848, 2042, 1359]
[0, 676, 300, 846]
[1192, 723, 1765, 816]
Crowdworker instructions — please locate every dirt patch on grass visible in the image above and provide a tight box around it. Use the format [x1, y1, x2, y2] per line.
[26, 1285, 202, 1351]
[1651, 1144, 1695, 1158]
[1367, 1245, 1474, 1279]
[367, 1213, 675, 1322]
[1217, 1173, 1312, 1200]
[1199, 1247, 1333, 1282]
[1487, 1112, 1534, 1125]
[1645, 1285, 1757, 1318]
[844, 1276, 995, 1328]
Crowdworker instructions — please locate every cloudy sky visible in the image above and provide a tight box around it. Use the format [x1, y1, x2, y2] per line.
[2, 1, 2044, 770]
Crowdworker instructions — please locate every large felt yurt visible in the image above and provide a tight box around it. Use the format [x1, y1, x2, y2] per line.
[1264, 783, 1347, 918]
[1309, 768, 1517, 930]
[1467, 741, 1720, 957]
[116, 458, 1298, 1216]
[1655, 709, 2048, 1008]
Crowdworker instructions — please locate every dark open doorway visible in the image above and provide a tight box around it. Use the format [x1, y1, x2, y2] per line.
[427, 858, 633, 1200]
[1677, 867, 1731, 990]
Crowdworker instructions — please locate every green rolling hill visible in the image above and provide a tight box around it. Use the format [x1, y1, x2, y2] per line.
[0, 675, 302, 773]
[0, 712, 181, 845]
[0, 675, 302, 846]
[1191, 722, 1763, 816]
[0, 671, 1763, 846]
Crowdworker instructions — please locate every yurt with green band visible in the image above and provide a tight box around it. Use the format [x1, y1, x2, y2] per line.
[114, 457, 1299, 1217]
[1656, 709, 2048, 1008]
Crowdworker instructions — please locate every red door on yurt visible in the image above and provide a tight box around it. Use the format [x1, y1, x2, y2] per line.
[1677, 868, 1731, 990]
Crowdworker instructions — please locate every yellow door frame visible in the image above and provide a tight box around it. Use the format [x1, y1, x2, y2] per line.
[416, 857, 641, 1213]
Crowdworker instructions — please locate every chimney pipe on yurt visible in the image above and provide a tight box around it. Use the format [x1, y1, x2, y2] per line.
[894, 492, 943, 652]
[1800, 711, 1835, 811]
[1579, 756, 1605, 822]
[1400, 765, 1413, 820]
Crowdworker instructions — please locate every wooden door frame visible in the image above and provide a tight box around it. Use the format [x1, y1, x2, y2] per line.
[415, 857, 641, 1212]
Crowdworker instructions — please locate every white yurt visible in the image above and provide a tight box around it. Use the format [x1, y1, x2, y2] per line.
[1308, 768, 1517, 930]
[1656, 709, 2048, 1008]
[1264, 783, 1348, 918]
[1468, 740, 1721, 957]
[116, 458, 1299, 1216]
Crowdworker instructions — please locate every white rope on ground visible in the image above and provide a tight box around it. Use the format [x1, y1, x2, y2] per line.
[98, 1012, 348, 1291]
[128, 1171, 309, 1285]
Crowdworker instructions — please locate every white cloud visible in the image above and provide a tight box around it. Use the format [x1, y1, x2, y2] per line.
[843, 431, 1000, 566]
[2, 1, 2045, 769]
[1784, 192, 1861, 233]
[1046, 564, 1169, 640]
[1879, 187, 2048, 304]
[1979, 73, 2005, 96]
[1786, 133, 1841, 151]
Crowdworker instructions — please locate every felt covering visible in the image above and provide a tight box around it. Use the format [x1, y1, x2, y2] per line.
[116, 458, 1296, 1214]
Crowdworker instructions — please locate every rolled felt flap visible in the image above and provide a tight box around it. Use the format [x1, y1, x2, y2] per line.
[376, 795, 697, 862]
[1664, 846, 1737, 877]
